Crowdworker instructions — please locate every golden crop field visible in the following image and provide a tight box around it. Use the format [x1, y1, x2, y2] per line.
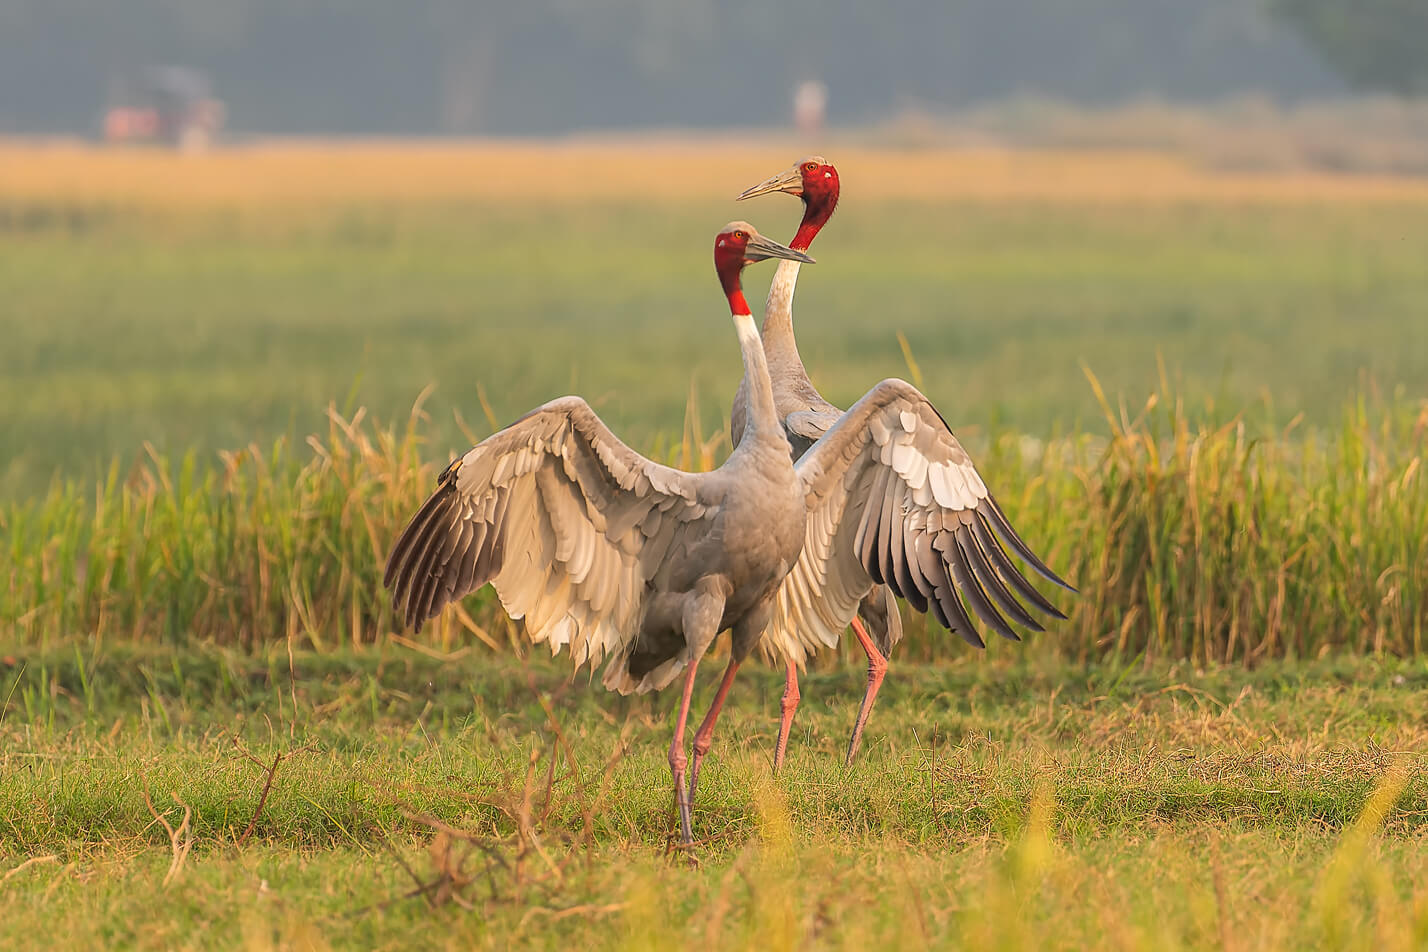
[6, 139, 1428, 208]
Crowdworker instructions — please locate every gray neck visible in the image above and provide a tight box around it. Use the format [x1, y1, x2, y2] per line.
[732, 313, 780, 443]
[759, 258, 811, 382]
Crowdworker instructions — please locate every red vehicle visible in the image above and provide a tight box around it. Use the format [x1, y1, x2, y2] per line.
[104, 67, 225, 151]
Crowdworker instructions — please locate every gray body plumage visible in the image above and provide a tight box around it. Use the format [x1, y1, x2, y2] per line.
[730, 257, 903, 658]
[386, 234, 1069, 699]
[385, 312, 807, 696]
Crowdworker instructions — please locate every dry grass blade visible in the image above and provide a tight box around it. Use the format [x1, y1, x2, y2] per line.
[516, 901, 628, 930]
[354, 703, 631, 921]
[230, 737, 319, 848]
[2, 855, 60, 885]
[143, 787, 194, 887]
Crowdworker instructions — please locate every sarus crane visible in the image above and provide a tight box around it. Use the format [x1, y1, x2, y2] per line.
[387, 215, 1074, 846]
[387, 223, 815, 846]
[734, 156, 1075, 767]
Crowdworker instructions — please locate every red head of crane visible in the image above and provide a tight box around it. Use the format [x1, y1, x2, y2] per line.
[738, 155, 840, 253]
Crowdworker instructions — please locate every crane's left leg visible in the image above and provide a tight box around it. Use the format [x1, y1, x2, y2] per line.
[687, 657, 741, 807]
[845, 617, 888, 765]
[668, 658, 702, 846]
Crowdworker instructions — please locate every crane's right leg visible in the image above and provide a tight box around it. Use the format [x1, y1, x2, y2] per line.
[669, 582, 724, 847]
[773, 661, 800, 773]
[668, 657, 702, 846]
[845, 617, 888, 766]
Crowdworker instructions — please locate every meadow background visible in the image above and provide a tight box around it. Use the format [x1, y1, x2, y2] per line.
[2, 140, 1427, 949]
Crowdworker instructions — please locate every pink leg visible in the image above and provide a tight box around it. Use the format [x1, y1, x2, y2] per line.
[668, 657, 702, 845]
[773, 661, 801, 773]
[845, 617, 888, 766]
[687, 658, 741, 809]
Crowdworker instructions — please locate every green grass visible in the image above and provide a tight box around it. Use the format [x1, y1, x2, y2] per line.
[4, 162, 1428, 948]
[1, 647, 1425, 949]
[3, 198, 1428, 496]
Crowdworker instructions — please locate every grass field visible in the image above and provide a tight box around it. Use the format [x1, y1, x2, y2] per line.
[2, 142, 1427, 496]
[2, 141, 1427, 949]
[2, 647, 1426, 950]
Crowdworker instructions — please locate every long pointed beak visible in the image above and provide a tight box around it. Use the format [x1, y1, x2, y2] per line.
[737, 165, 803, 201]
[744, 232, 815, 265]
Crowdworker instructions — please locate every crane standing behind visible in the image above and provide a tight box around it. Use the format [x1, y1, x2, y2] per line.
[733, 157, 1075, 767]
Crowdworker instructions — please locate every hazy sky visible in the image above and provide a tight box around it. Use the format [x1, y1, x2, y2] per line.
[0, 0, 1342, 135]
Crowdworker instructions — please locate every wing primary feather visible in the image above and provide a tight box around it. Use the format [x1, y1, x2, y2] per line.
[859, 465, 891, 584]
[983, 494, 1076, 591]
[927, 584, 952, 631]
[469, 485, 511, 590]
[383, 482, 450, 590]
[408, 499, 460, 630]
[949, 524, 1019, 642]
[897, 533, 934, 615]
[913, 528, 952, 630]
[972, 517, 1066, 620]
[474, 516, 506, 593]
[394, 488, 458, 626]
[451, 516, 483, 597]
[897, 550, 930, 614]
[868, 473, 891, 588]
[889, 490, 918, 601]
[454, 521, 486, 595]
[398, 503, 449, 628]
[962, 522, 1043, 632]
[433, 516, 473, 608]
[930, 536, 985, 648]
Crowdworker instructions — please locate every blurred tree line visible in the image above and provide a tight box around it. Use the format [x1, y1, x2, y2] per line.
[0, 0, 1413, 135]
[1270, 0, 1428, 96]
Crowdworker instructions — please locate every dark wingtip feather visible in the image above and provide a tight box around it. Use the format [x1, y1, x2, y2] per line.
[402, 510, 447, 629]
[954, 623, 987, 650]
[385, 474, 464, 631]
[947, 530, 1018, 643]
[961, 523, 1044, 633]
[971, 517, 1067, 621]
[384, 460, 463, 591]
[983, 493, 1077, 592]
[929, 537, 987, 649]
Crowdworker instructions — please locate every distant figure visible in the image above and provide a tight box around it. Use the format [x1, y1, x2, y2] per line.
[794, 81, 827, 136]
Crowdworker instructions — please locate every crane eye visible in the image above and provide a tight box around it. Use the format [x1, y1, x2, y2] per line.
[734, 230, 746, 240]
[804, 162, 818, 172]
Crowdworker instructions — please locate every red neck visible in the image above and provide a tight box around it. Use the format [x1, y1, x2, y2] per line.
[717, 258, 750, 315]
[791, 193, 836, 252]
[725, 284, 751, 317]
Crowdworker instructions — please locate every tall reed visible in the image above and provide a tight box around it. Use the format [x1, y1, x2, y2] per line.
[3, 384, 1425, 664]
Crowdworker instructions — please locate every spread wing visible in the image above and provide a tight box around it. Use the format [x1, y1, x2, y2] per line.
[765, 379, 1074, 667]
[384, 396, 712, 675]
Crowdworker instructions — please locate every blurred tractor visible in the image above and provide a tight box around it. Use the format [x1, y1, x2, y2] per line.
[104, 67, 226, 151]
